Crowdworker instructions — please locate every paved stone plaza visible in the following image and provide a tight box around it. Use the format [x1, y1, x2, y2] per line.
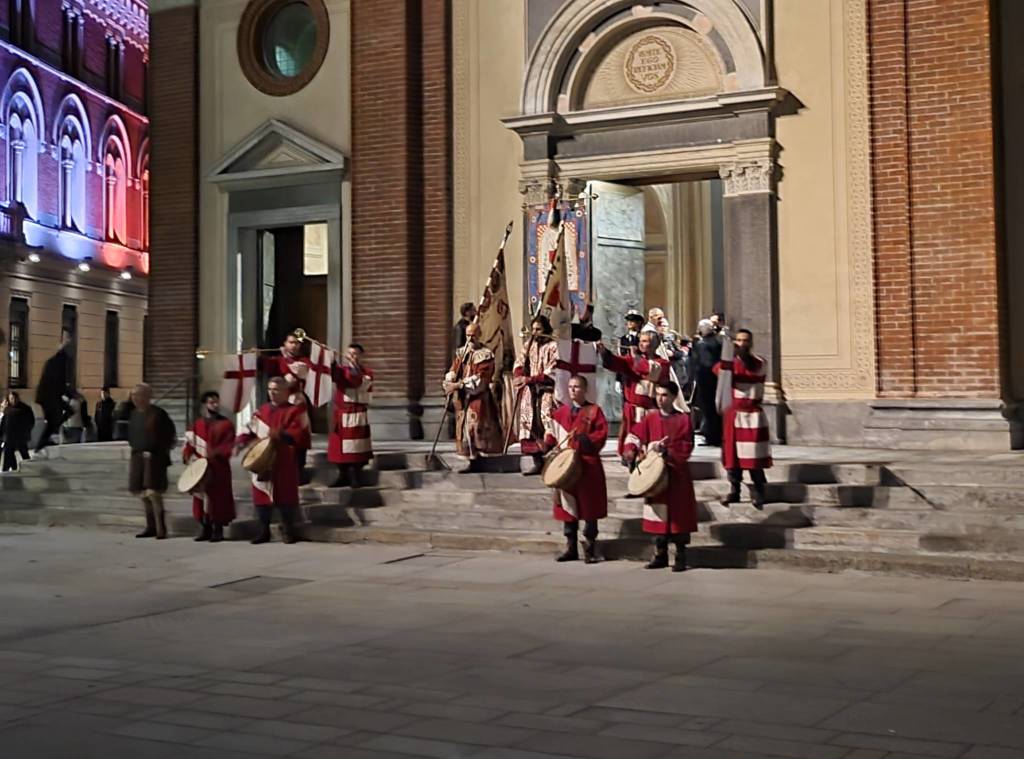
[1, 528, 1024, 757]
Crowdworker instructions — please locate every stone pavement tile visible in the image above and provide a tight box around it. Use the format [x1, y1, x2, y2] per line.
[206, 670, 289, 685]
[395, 717, 533, 747]
[713, 720, 840, 745]
[16, 675, 119, 698]
[144, 676, 222, 691]
[202, 681, 299, 700]
[287, 689, 389, 708]
[599, 722, 725, 748]
[297, 747, 431, 759]
[93, 684, 206, 708]
[714, 735, 848, 759]
[194, 731, 314, 756]
[147, 708, 254, 730]
[691, 655, 915, 692]
[49, 655, 129, 670]
[512, 729, 671, 759]
[660, 673, 765, 692]
[830, 731, 967, 757]
[248, 719, 352, 743]
[840, 751, 886, 759]
[40, 666, 123, 681]
[869, 686, 993, 713]
[0, 704, 39, 724]
[986, 696, 1024, 715]
[495, 712, 604, 734]
[0, 724, 181, 759]
[287, 704, 419, 732]
[397, 701, 509, 724]
[278, 676, 365, 693]
[132, 662, 207, 677]
[449, 692, 569, 715]
[108, 719, 218, 745]
[466, 750, 579, 759]
[0, 688, 62, 707]
[568, 705, 696, 728]
[658, 748, 783, 759]
[963, 747, 1024, 758]
[102, 670, 154, 685]
[820, 702, 1024, 748]
[187, 693, 310, 720]
[0, 650, 46, 663]
[357, 734, 481, 758]
[600, 682, 849, 726]
[361, 684, 463, 702]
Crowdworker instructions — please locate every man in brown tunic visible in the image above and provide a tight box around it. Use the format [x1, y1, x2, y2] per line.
[128, 383, 177, 539]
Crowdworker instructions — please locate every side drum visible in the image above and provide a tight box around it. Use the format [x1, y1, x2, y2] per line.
[542, 448, 581, 491]
[177, 458, 209, 494]
[242, 438, 277, 476]
[627, 454, 668, 499]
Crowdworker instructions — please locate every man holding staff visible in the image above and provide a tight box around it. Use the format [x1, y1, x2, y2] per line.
[623, 382, 698, 571]
[542, 375, 608, 564]
[512, 315, 559, 472]
[443, 322, 503, 464]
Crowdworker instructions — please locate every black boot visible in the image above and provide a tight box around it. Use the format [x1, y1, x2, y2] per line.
[556, 537, 579, 562]
[194, 519, 212, 542]
[151, 494, 168, 540]
[721, 468, 742, 506]
[251, 508, 272, 544]
[280, 508, 298, 544]
[645, 538, 669, 569]
[210, 524, 224, 543]
[583, 540, 598, 565]
[751, 478, 766, 511]
[673, 544, 688, 573]
[136, 498, 156, 538]
[348, 465, 363, 489]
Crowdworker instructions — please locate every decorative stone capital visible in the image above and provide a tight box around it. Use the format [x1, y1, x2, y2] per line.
[719, 158, 776, 197]
[519, 177, 557, 208]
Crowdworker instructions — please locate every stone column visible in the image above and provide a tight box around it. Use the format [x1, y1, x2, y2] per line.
[105, 170, 117, 240]
[61, 157, 74, 228]
[10, 138, 25, 205]
[720, 157, 784, 441]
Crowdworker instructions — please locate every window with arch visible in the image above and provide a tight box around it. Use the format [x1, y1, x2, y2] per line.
[103, 139, 127, 244]
[139, 153, 149, 250]
[57, 123, 87, 232]
[6, 100, 39, 219]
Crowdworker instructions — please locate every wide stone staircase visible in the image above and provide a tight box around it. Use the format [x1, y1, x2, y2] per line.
[3, 442, 1024, 579]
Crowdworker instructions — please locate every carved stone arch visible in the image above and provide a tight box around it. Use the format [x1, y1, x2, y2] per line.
[0, 67, 46, 151]
[97, 114, 133, 179]
[52, 94, 93, 164]
[136, 135, 150, 179]
[522, 0, 767, 115]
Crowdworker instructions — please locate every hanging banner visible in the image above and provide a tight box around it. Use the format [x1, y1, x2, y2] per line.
[526, 199, 590, 320]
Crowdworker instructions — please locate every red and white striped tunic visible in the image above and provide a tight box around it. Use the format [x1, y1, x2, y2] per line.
[717, 355, 773, 470]
[328, 363, 374, 465]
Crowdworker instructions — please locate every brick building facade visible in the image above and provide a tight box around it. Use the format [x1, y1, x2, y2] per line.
[0, 0, 149, 417]
[148, 0, 1020, 449]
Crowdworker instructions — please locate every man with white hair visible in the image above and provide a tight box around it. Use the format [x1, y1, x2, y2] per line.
[127, 383, 177, 539]
[692, 319, 722, 446]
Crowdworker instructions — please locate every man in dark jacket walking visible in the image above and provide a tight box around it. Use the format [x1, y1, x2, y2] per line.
[1, 391, 35, 472]
[95, 387, 116, 442]
[33, 337, 73, 457]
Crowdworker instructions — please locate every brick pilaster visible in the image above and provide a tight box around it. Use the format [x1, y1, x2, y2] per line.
[147, 4, 198, 397]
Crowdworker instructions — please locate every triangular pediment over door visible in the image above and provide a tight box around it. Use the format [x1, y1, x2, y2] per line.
[207, 119, 347, 191]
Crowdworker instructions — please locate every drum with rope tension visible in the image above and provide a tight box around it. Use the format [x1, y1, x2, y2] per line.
[542, 447, 581, 490]
[177, 458, 209, 494]
[242, 438, 277, 476]
[628, 454, 668, 498]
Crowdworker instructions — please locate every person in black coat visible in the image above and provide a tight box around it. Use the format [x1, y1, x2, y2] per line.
[33, 339, 73, 455]
[692, 320, 722, 446]
[1, 391, 35, 471]
[95, 387, 116, 442]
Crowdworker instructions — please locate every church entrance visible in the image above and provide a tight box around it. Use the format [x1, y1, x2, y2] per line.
[585, 178, 725, 418]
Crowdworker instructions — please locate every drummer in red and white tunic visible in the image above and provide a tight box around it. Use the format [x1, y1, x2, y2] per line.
[328, 343, 374, 487]
[235, 377, 311, 545]
[259, 332, 313, 471]
[541, 375, 608, 564]
[714, 329, 772, 509]
[182, 391, 236, 543]
[623, 381, 698, 572]
[597, 330, 671, 461]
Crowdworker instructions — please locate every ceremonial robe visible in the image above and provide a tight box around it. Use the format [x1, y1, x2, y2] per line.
[238, 402, 310, 507]
[543, 403, 608, 522]
[127, 405, 177, 494]
[183, 415, 237, 525]
[328, 363, 374, 465]
[445, 346, 503, 457]
[624, 410, 698, 535]
[715, 355, 772, 470]
[601, 352, 671, 455]
[259, 352, 312, 405]
[513, 338, 559, 455]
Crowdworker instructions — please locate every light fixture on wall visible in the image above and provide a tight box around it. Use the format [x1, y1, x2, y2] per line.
[77, 257, 92, 272]
[27, 252, 40, 263]
[119, 266, 133, 280]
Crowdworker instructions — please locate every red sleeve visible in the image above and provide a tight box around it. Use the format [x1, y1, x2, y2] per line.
[664, 414, 693, 469]
[731, 362, 766, 384]
[332, 364, 355, 388]
[602, 351, 633, 377]
[475, 356, 495, 385]
[211, 420, 235, 459]
[581, 406, 608, 451]
[182, 426, 196, 459]
[623, 413, 648, 456]
[285, 406, 311, 450]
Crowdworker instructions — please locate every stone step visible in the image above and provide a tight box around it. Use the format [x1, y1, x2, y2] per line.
[918, 532, 1024, 555]
[811, 506, 1024, 533]
[899, 485, 1024, 513]
[790, 526, 922, 553]
[883, 463, 1024, 487]
[751, 548, 1024, 582]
